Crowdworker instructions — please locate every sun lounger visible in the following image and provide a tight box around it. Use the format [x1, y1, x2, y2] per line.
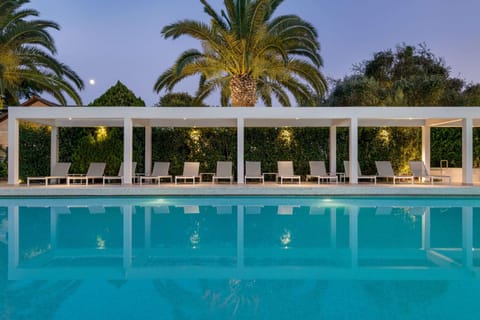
[344, 161, 376, 184]
[277, 161, 301, 184]
[212, 161, 233, 184]
[175, 162, 200, 184]
[245, 161, 264, 184]
[102, 162, 137, 185]
[140, 162, 172, 185]
[67, 162, 106, 185]
[27, 162, 71, 186]
[375, 161, 413, 184]
[306, 161, 338, 184]
[408, 161, 451, 184]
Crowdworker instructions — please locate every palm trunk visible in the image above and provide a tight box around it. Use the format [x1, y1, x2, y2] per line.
[230, 74, 257, 107]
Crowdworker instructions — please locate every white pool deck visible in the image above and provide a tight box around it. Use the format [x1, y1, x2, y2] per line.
[1, 181, 480, 197]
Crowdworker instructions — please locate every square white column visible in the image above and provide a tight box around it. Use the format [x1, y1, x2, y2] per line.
[237, 117, 245, 184]
[349, 118, 358, 184]
[422, 126, 431, 171]
[462, 118, 473, 185]
[144, 125, 152, 176]
[50, 126, 59, 175]
[330, 126, 337, 174]
[8, 117, 19, 185]
[123, 118, 133, 184]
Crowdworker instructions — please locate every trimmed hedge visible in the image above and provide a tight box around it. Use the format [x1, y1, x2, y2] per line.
[9, 124, 480, 182]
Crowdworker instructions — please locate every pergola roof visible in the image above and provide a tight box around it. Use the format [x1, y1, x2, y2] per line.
[10, 106, 480, 128]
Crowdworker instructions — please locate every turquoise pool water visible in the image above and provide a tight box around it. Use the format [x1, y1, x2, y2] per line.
[1, 196, 480, 319]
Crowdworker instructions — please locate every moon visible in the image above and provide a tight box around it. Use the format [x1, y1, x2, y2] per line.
[89, 79, 96, 85]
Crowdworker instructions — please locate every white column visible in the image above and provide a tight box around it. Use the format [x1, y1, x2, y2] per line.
[422, 125, 431, 171]
[123, 118, 133, 184]
[462, 118, 473, 185]
[462, 206, 473, 267]
[50, 126, 59, 174]
[330, 126, 337, 174]
[349, 118, 358, 184]
[237, 118, 245, 184]
[8, 116, 19, 185]
[145, 125, 152, 176]
[123, 205, 133, 269]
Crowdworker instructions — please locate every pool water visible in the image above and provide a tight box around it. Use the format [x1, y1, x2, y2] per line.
[1, 196, 480, 319]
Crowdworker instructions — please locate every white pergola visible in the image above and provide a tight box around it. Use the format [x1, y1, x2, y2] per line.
[7, 106, 480, 185]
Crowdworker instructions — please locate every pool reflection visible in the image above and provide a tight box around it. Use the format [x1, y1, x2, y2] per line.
[4, 199, 480, 281]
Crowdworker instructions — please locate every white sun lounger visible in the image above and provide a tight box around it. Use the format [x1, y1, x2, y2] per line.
[67, 162, 106, 185]
[27, 162, 71, 186]
[245, 161, 264, 184]
[277, 161, 301, 184]
[212, 161, 233, 184]
[306, 161, 338, 184]
[408, 161, 451, 184]
[175, 162, 200, 184]
[102, 162, 137, 185]
[140, 162, 172, 185]
[375, 161, 413, 184]
[344, 161, 376, 184]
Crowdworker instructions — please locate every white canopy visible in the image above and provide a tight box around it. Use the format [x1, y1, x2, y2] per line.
[8, 106, 480, 185]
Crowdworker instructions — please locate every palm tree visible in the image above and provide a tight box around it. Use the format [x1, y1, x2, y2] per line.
[155, 0, 327, 107]
[0, 0, 84, 108]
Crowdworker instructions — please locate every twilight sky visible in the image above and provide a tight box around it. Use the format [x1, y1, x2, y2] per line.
[29, 0, 480, 106]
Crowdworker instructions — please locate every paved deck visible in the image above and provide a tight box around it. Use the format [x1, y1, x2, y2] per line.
[1, 181, 480, 197]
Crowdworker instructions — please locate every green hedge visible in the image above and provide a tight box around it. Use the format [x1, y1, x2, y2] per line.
[8, 124, 480, 181]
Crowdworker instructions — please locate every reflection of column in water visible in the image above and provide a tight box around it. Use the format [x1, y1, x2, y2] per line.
[50, 207, 70, 250]
[145, 206, 151, 249]
[50, 207, 57, 250]
[330, 208, 337, 249]
[123, 205, 133, 269]
[237, 205, 244, 268]
[348, 206, 358, 268]
[462, 207, 473, 267]
[422, 208, 431, 250]
[8, 206, 19, 272]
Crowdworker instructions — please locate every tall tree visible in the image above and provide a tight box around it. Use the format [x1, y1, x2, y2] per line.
[0, 0, 83, 108]
[89, 81, 145, 106]
[155, 0, 327, 107]
[326, 44, 480, 171]
[327, 44, 467, 106]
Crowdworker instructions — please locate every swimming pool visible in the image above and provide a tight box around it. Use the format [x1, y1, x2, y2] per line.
[1, 196, 480, 319]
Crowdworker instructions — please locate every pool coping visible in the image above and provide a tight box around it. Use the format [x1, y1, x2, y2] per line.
[1, 183, 480, 197]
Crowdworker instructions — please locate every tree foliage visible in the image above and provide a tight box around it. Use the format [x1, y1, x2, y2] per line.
[0, 0, 84, 108]
[155, 0, 327, 106]
[328, 44, 479, 106]
[327, 44, 480, 168]
[89, 81, 145, 106]
[156, 92, 206, 107]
